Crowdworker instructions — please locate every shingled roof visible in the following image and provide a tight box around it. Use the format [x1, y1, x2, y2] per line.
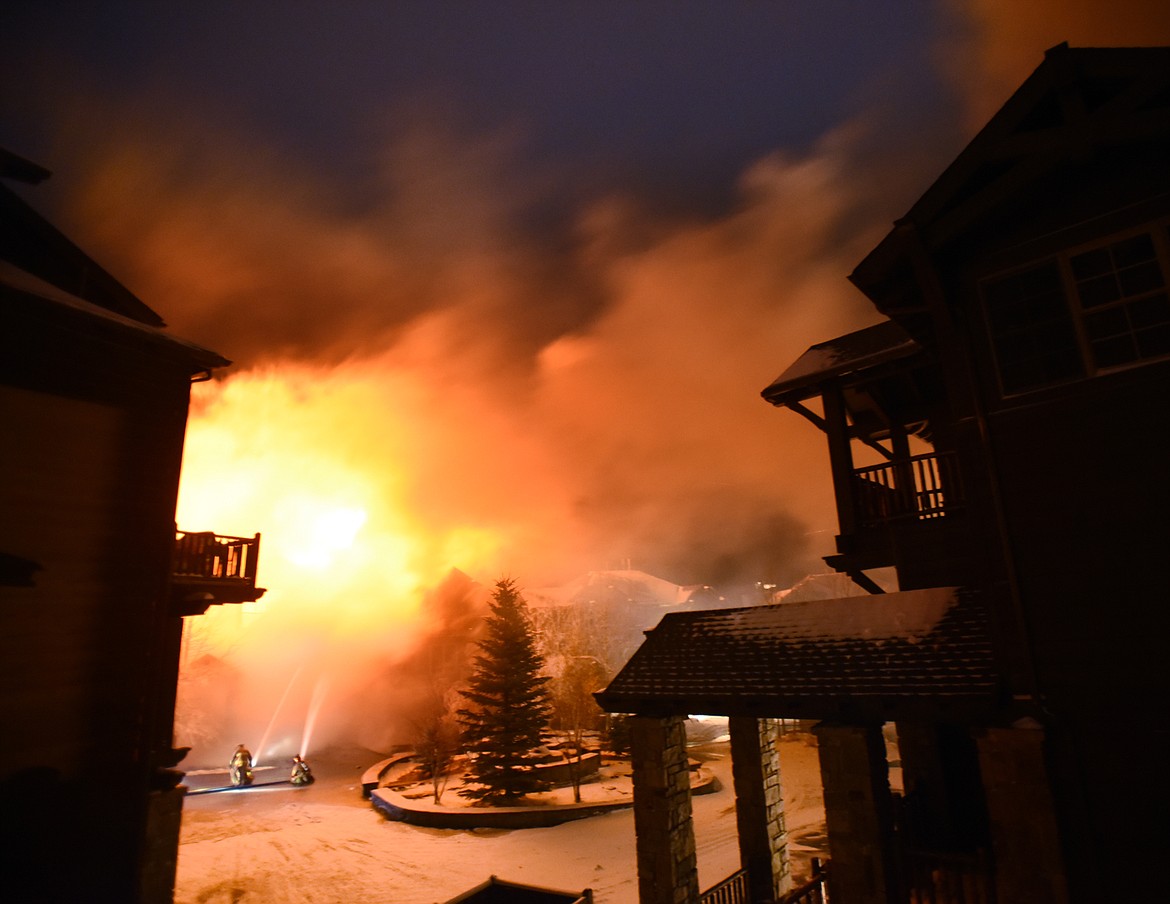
[594, 586, 1000, 722]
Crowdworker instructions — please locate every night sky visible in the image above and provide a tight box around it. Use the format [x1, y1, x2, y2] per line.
[3, 3, 949, 214]
[4, 3, 1169, 592]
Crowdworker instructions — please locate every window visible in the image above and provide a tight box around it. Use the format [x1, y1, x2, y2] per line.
[982, 224, 1170, 395]
[984, 262, 1085, 394]
[1069, 233, 1170, 368]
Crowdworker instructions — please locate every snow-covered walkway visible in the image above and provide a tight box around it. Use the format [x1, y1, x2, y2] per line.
[175, 737, 826, 904]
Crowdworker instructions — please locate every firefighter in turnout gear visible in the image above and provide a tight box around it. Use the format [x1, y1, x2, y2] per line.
[229, 744, 254, 786]
[290, 754, 314, 786]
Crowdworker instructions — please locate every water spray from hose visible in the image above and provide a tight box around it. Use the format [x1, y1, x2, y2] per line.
[253, 663, 304, 767]
[300, 676, 330, 759]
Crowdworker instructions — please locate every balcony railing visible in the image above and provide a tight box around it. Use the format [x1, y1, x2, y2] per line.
[700, 869, 749, 904]
[174, 530, 260, 582]
[171, 530, 264, 614]
[853, 451, 964, 527]
[901, 848, 993, 904]
[699, 860, 830, 904]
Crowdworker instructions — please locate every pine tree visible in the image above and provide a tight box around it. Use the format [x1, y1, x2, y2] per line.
[457, 578, 553, 803]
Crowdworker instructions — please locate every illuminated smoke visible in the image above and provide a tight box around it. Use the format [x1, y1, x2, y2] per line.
[31, 2, 1167, 758]
[143, 122, 887, 758]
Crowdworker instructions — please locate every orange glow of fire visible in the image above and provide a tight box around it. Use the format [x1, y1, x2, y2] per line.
[175, 363, 508, 657]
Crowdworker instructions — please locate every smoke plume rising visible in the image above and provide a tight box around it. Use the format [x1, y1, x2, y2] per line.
[25, 1, 1170, 758]
[150, 115, 892, 757]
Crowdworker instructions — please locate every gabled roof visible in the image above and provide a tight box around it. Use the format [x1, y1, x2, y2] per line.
[0, 180, 165, 327]
[527, 569, 689, 609]
[851, 43, 1170, 299]
[760, 319, 920, 406]
[443, 876, 592, 904]
[0, 148, 51, 185]
[594, 587, 999, 721]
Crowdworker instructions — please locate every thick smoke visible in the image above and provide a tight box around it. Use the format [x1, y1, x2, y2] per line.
[148, 117, 891, 758]
[35, 0, 1170, 759]
[67, 110, 899, 587]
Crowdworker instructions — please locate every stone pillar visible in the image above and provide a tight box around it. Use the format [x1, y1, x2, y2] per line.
[813, 722, 899, 904]
[630, 715, 699, 904]
[975, 722, 1069, 904]
[729, 716, 791, 903]
[139, 786, 186, 904]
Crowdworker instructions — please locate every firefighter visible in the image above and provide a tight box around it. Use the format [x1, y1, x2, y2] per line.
[290, 754, 314, 786]
[229, 744, 254, 786]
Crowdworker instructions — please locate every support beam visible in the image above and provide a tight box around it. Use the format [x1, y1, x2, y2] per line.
[630, 715, 699, 904]
[822, 386, 858, 537]
[729, 717, 791, 903]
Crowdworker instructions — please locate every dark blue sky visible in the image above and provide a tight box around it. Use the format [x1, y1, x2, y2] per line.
[1, 2, 952, 214]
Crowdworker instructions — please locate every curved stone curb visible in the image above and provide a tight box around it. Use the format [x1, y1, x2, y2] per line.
[360, 752, 415, 798]
[370, 786, 634, 829]
[368, 765, 718, 829]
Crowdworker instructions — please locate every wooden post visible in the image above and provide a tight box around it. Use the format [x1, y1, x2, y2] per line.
[822, 384, 858, 537]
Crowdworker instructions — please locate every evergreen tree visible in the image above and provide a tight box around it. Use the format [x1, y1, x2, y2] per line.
[457, 578, 553, 803]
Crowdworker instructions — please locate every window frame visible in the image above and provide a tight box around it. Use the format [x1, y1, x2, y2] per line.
[979, 218, 1170, 398]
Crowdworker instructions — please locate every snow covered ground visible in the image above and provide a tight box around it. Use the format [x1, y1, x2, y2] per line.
[175, 735, 827, 904]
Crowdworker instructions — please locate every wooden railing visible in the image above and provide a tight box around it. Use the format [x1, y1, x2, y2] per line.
[173, 530, 260, 582]
[902, 848, 993, 904]
[700, 860, 830, 904]
[853, 452, 963, 527]
[700, 869, 749, 904]
[778, 859, 830, 904]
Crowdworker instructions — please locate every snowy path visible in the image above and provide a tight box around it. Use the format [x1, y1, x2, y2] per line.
[175, 738, 824, 904]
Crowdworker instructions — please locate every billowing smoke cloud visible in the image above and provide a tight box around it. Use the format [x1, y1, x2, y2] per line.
[136, 112, 891, 758]
[34, 1, 1169, 759]
[62, 105, 898, 591]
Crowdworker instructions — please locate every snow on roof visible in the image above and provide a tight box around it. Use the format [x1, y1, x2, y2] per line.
[443, 875, 592, 904]
[1, 260, 229, 370]
[718, 585, 957, 644]
[774, 571, 895, 604]
[527, 569, 688, 608]
[761, 319, 920, 406]
[596, 586, 998, 718]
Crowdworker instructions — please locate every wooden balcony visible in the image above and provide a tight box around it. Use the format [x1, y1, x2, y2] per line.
[170, 529, 265, 615]
[828, 451, 969, 578]
[853, 451, 964, 527]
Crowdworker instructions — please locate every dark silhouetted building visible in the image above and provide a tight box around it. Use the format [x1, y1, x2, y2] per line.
[598, 44, 1170, 904]
[1, 149, 263, 903]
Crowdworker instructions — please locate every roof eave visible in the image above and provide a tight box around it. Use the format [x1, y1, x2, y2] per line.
[2, 261, 230, 374]
[760, 321, 921, 406]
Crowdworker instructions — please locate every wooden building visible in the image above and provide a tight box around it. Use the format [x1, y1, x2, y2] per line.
[597, 44, 1170, 904]
[0, 150, 264, 903]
